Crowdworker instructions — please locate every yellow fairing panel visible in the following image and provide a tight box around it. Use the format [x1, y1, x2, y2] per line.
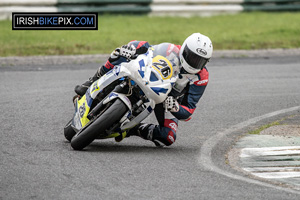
[77, 95, 91, 127]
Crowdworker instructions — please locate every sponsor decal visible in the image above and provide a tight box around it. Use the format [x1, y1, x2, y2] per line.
[196, 48, 207, 56]
[169, 122, 177, 131]
[167, 44, 180, 56]
[12, 12, 98, 30]
[91, 81, 99, 93]
[167, 44, 175, 56]
[194, 79, 208, 86]
[79, 102, 86, 118]
[104, 60, 114, 69]
[164, 119, 178, 132]
[167, 131, 175, 144]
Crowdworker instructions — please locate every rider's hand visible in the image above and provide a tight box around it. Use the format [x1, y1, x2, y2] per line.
[119, 44, 136, 59]
[164, 96, 180, 113]
[108, 48, 120, 62]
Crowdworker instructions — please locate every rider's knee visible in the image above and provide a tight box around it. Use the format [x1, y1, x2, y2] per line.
[165, 130, 176, 146]
[155, 127, 176, 146]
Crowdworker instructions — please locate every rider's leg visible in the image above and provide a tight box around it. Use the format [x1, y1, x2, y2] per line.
[74, 67, 106, 96]
[126, 103, 178, 146]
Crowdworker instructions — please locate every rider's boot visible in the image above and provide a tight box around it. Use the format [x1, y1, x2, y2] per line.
[132, 123, 155, 140]
[114, 123, 163, 146]
[115, 123, 155, 142]
[74, 68, 102, 96]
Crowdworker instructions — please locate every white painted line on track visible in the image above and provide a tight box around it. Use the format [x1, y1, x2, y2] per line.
[240, 146, 300, 157]
[243, 167, 300, 172]
[240, 146, 300, 180]
[199, 106, 300, 193]
[250, 172, 300, 179]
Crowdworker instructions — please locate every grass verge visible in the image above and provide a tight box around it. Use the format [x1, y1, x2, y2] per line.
[248, 121, 281, 135]
[247, 114, 297, 135]
[1, 12, 300, 57]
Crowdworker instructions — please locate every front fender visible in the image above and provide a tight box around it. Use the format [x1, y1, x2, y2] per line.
[103, 92, 132, 111]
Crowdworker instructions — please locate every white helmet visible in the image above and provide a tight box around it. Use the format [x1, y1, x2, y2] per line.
[179, 33, 213, 74]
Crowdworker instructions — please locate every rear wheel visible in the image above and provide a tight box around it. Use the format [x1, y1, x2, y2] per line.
[70, 99, 128, 150]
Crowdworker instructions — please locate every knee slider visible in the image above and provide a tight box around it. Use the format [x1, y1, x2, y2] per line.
[165, 130, 176, 146]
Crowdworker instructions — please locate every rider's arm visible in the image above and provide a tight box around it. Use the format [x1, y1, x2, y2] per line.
[171, 67, 209, 121]
[128, 40, 151, 54]
[100, 41, 151, 75]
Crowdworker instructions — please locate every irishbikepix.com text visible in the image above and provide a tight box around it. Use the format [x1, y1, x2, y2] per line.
[12, 13, 98, 30]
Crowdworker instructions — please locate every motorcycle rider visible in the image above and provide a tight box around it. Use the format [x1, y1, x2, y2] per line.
[74, 33, 212, 146]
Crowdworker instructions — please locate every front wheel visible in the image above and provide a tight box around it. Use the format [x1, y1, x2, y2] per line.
[70, 99, 128, 150]
[64, 120, 76, 142]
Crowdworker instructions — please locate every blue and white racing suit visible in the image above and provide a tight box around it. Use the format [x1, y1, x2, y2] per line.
[101, 41, 209, 146]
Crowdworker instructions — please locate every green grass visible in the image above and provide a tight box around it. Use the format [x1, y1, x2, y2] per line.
[1, 12, 300, 56]
[248, 121, 281, 135]
[248, 114, 297, 135]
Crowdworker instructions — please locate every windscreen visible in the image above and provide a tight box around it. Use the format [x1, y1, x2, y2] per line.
[152, 43, 180, 78]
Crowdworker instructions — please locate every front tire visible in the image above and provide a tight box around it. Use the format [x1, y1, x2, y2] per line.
[64, 120, 76, 142]
[70, 99, 128, 150]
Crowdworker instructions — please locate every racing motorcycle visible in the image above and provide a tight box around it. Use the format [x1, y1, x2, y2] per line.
[64, 43, 180, 150]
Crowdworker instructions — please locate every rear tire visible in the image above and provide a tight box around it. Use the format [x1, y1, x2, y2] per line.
[70, 99, 128, 150]
[64, 120, 76, 142]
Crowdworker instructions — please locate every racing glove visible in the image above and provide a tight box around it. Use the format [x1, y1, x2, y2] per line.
[119, 44, 136, 59]
[164, 96, 180, 113]
[108, 47, 120, 63]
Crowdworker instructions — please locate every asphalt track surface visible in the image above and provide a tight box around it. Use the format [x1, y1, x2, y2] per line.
[1, 56, 300, 200]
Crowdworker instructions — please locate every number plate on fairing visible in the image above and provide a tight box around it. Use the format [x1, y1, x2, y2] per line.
[151, 55, 173, 80]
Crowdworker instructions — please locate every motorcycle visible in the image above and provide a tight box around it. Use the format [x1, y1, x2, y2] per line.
[64, 43, 180, 150]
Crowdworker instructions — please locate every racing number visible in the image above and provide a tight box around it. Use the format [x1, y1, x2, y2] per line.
[91, 81, 99, 93]
[152, 56, 173, 80]
[153, 59, 171, 79]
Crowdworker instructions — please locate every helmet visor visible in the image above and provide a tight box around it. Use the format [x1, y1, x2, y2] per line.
[182, 45, 209, 70]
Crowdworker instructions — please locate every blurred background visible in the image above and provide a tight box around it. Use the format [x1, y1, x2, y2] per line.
[0, 0, 300, 56]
